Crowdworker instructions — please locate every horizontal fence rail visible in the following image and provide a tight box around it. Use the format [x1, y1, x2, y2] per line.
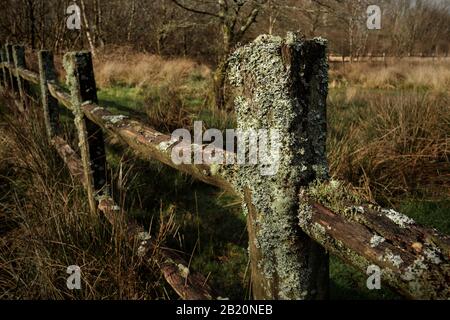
[0, 36, 449, 300]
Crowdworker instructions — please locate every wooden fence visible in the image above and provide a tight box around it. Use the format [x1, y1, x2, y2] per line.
[0, 34, 449, 300]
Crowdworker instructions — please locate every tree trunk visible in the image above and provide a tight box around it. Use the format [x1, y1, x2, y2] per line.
[127, 0, 136, 42]
[214, 57, 228, 111]
[214, 23, 232, 110]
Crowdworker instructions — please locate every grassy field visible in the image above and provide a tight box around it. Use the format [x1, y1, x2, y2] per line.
[0, 50, 449, 299]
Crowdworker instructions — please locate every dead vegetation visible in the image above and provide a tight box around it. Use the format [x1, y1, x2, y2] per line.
[94, 46, 211, 89]
[328, 75, 450, 204]
[0, 97, 176, 299]
[330, 59, 450, 91]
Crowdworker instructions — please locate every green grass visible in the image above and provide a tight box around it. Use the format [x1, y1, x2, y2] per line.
[97, 83, 235, 132]
[97, 86, 147, 121]
[103, 141, 248, 299]
[400, 200, 450, 234]
[330, 256, 399, 300]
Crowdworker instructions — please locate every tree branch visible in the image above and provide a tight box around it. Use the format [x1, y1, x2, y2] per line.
[171, 0, 220, 18]
[237, 8, 259, 39]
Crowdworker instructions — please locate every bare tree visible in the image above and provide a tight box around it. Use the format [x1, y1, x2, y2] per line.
[172, 0, 265, 109]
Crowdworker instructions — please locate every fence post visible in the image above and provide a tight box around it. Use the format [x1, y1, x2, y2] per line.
[38, 50, 60, 140]
[12, 45, 28, 110]
[5, 44, 17, 92]
[227, 33, 329, 299]
[0, 46, 4, 89]
[63, 51, 107, 214]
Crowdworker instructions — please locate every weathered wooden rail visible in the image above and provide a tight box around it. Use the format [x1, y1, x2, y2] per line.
[0, 35, 449, 300]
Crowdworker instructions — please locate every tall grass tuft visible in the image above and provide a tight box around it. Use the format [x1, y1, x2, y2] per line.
[94, 46, 210, 89]
[0, 97, 170, 299]
[328, 88, 450, 204]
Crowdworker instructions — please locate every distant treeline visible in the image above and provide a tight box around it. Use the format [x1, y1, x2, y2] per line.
[1, 0, 449, 66]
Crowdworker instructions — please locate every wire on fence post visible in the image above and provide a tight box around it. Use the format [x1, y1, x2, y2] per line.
[63, 51, 107, 215]
[227, 33, 330, 299]
[38, 50, 60, 141]
[12, 45, 28, 111]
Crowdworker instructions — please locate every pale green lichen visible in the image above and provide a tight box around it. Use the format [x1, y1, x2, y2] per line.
[158, 139, 178, 152]
[177, 264, 190, 279]
[137, 231, 151, 241]
[137, 231, 152, 257]
[92, 106, 104, 113]
[381, 209, 414, 228]
[304, 179, 364, 216]
[381, 249, 404, 268]
[210, 163, 220, 176]
[370, 234, 385, 248]
[315, 222, 327, 234]
[137, 245, 147, 257]
[313, 37, 328, 46]
[102, 114, 128, 124]
[401, 256, 427, 282]
[423, 247, 442, 265]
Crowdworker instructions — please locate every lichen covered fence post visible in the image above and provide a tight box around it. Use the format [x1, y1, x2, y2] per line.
[226, 33, 330, 299]
[12, 45, 28, 111]
[5, 44, 17, 93]
[38, 50, 60, 140]
[63, 51, 108, 214]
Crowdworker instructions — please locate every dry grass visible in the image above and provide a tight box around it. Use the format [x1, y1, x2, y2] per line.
[143, 84, 194, 133]
[330, 59, 450, 91]
[94, 46, 210, 89]
[94, 46, 225, 133]
[0, 98, 173, 299]
[328, 87, 450, 204]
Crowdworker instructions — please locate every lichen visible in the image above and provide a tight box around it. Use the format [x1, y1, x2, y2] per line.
[137, 244, 147, 257]
[313, 37, 328, 46]
[177, 264, 190, 279]
[304, 179, 365, 218]
[423, 247, 442, 265]
[370, 234, 385, 248]
[92, 106, 104, 113]
[158, 138, 179, 152]
[137, 231, 151, 241]
[136, 232, 152, 257]
[102, 114, 128, 124]
[381, 209, 414, 228]
[226, 33, 330, 299]
[210, 163, 220, 176]
[381, 249, 403, 268]
[401, 256, 427, 281]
